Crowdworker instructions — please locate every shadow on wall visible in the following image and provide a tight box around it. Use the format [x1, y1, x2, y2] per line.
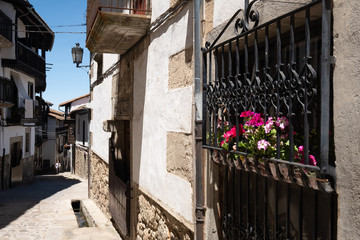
[0, 174, 81, 229]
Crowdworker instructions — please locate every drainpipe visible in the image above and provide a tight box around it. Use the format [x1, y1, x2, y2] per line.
[1, 148, 4, 190]
[194, 0, 205, 239]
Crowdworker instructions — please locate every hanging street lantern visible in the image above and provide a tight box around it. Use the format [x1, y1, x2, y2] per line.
[71, 43, 84, 67]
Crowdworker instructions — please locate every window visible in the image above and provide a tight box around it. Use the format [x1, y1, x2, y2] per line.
[95, 54, 103, 80]
[82, 120, 85, 145]
[202, 1, 336, 239]
[77, 118, 80, 135]
[25, 132, 30, 153]
[28, 82, 33, 99]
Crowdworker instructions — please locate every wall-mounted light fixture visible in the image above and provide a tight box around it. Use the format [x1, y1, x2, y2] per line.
[71, 43, 89, 69]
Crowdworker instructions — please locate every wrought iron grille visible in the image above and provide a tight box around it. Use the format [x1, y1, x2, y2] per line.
[203, 0, 335, 188]
[215, 166, 337, 239]
[202, 0, 337, 239]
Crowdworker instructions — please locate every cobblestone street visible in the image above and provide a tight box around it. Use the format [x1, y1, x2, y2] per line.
[0, 173, 120, 240]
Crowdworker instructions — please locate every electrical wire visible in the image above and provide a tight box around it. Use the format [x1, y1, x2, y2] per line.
[25, 23, 86, 28]
[11, 29, 86, 34]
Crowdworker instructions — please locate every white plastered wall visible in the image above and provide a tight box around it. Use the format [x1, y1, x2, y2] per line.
[151, 0, 170, 22]
[213, 0, 245, 28]
[2, 126, 34, 157]
[42, 117, 56, 166]
[69, 97, 89, 113]
[89, 54, 118, 163]
[133, 4, 193, 223]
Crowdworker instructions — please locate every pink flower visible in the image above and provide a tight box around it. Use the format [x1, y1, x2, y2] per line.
[309, 155, 317, 166]
[222, 125, 245, 143]
[275, 116, 289, 130]
[266, 117, 274, 124]
[264, 119, 274, 134]
[240, 111, 254, 118]
[246, 113, 264, 127]
[298, 145, 304, 154]
[299, 155, 317, 166]
[296, 146, 317, 166]
[257, 139, 270, 150]
[295, 145, 304, 160]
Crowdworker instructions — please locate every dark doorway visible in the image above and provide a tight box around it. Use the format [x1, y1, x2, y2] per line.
[109, 120, 131, 237]
[10, 141, 22, 186]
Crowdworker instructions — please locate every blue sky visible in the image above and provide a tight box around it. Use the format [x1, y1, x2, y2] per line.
[30, 0, 90, 109]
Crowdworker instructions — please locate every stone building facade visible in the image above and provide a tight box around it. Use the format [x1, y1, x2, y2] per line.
[85, 0, 360, 239]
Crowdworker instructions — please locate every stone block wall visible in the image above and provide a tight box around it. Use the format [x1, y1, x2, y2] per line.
[75, 146, 89, 179]
[89, 150, 110, 218]
[333, 0, 360, 239]
[166, 131, 193, 185]
[136, 190, 193, 240]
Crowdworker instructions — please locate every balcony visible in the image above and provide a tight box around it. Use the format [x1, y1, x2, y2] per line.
[0, 77, 16, 108]
[86, 0, 151, 54]
[7, 98, 36, 125]
[2, 42, 46, 92]
[0, 9, 13, 48]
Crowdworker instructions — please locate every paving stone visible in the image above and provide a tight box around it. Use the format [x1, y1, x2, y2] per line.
[0, 172, 121, 240]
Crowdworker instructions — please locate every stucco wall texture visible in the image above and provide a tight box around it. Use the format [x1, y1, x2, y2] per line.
[333, 0, 360, 239]
[132, 2, 194, 224]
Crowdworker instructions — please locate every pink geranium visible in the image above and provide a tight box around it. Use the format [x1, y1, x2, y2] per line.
[240, 111, 254, 118]
[299, 155, 317, 166]
[246, 113, 265, 127]
[222, 125, 245, 143]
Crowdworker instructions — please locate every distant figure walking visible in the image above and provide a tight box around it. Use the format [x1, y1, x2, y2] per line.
[55, 160, 61, 174]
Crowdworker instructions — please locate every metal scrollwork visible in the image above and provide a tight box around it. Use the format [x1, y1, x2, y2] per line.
[235, 0, 260, 34]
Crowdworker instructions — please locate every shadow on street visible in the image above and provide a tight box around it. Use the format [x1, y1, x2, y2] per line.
[0, 173, 81, 230]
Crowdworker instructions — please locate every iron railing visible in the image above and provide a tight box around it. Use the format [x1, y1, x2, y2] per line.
[0, 77, 16, 104]
[0, 9, 12, 43]
[87, 0, 151, 36]
[17, 42, 46, 74]
[202, 0, 336, 239]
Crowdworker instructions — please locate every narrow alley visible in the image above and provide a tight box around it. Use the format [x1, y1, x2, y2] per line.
[0, 173, 120, 240]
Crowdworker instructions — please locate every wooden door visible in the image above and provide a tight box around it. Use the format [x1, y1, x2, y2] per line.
[109, 120, 131, 237]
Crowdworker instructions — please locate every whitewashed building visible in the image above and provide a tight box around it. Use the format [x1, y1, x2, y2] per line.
[59, 93, 90, 179]
[39, 108, 65, 172]
[0, 0, 53, 189]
